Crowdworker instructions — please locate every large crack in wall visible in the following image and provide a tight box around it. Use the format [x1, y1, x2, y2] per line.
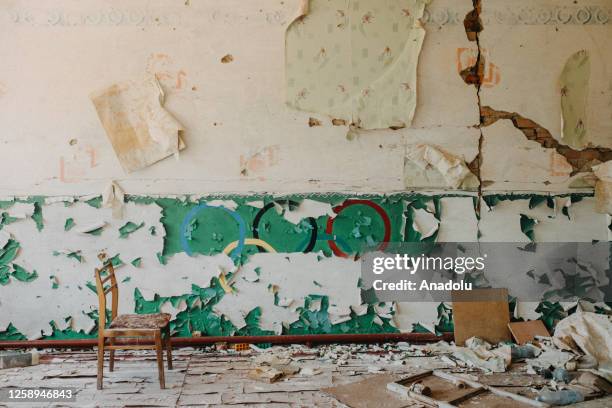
[480, 106, 612, 176]
[461, 0, 612, 185]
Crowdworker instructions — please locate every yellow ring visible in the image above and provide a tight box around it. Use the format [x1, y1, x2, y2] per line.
[223, 238, 277, 255]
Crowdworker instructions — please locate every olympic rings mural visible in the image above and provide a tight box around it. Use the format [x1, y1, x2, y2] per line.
[180, 199, 395, 260]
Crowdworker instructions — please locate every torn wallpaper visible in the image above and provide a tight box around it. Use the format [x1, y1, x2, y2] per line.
[286, 0, 429, 129]
[560, 50, 590, 149]
[90, 75, 185, 173]
[405, 144, 473, 189]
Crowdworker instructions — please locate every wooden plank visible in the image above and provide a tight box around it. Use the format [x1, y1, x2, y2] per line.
[508, 320, 550, 345]
[323, 374, 418, 408]
[452, 288, 511, 346]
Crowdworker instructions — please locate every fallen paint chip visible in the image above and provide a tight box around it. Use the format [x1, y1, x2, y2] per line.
[221, 54, 234, 64]
[91, 75, 185, 173]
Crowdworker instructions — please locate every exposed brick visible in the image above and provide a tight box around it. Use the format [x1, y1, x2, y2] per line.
[480, 106, 612, 175]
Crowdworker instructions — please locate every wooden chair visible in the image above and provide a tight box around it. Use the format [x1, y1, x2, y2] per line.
[94, 262, 173, 390]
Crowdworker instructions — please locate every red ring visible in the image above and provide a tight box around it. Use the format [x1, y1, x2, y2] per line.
[325, 199, 392, 258]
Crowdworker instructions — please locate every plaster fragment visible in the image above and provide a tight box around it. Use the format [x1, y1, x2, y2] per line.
[593, 161, 612, 214]
[102, 181, 125, 219]
[406, 144, 472, 188]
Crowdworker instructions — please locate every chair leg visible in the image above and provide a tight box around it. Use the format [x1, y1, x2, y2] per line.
[164, 326, 173, 370]
[97, 336, 105, 390]
[155, 331, 165, 389]
[109, 338, 115, 372]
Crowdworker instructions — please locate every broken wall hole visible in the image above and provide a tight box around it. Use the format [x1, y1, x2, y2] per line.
[480, 106, 612, 175]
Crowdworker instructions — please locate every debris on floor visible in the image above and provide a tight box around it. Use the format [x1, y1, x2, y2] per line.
[509, 320, 551, 345]
[0, 350, 39, 369]
[0, 312, 610, 406]
[0, 333, 610, 407]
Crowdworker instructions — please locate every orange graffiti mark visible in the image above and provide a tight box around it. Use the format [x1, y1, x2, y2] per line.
[147, 53, 188, 91]
[59, 146, 97, 183]
[456, 47, 501, 88]
[176, 70, 187, 89]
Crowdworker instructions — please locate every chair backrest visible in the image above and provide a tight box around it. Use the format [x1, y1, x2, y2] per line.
[94, 262, 118, 331]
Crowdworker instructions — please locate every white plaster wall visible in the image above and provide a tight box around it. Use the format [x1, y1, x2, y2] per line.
[0, 0, 477, 197]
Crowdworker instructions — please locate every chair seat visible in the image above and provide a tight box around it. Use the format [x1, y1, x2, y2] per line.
[109, 313, 171, 330]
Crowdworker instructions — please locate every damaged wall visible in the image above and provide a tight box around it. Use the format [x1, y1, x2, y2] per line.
[0, 0, 610, 340]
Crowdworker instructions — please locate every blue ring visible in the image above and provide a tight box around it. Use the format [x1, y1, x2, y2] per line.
[180, 203, 246, 259]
